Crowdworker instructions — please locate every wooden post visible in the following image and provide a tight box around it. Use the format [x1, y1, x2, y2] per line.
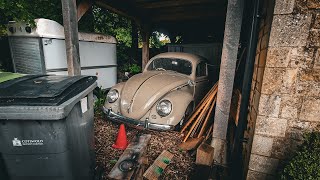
[141, 28, 150, 70]
[61, 0, 81, 75]
[131, 20, 138, 64]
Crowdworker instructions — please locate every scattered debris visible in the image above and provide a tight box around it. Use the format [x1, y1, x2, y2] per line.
[94, 118, 195, 179]
[143, 150, 174, 180]
[108, 134, 151, 179]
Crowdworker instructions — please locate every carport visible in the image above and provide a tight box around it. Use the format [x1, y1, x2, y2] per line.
[60, 0, 261, 178]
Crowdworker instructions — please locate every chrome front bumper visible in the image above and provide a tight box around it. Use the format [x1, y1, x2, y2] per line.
[102, 107, 175, 131]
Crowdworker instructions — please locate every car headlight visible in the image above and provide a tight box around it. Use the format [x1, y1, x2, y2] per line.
[107, 89, 119, 103]
[156, 100, 172, 117]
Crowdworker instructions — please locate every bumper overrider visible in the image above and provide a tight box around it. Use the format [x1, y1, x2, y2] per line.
[102, 106, 175, 131]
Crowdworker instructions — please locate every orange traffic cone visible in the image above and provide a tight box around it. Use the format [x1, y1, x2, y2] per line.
[112, 124, 128, 150]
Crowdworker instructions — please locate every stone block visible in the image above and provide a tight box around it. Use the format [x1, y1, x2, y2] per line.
[280, 95, 300, 119]
[261, 68, 285, 94]
[288, 120, 311, 129]
[297, 70, 320, 96]
[314, 48, 320, 69]
[269, 14, 312, 47]
[248, 154, 279, 175]
[261, 33, 269, 50]
[271, 137, 301, 159]
[313, 14, 320, 29]
[247, 170, 267, 180]
[281, 68, 298, 94]
[308, 29, 320, 46]
[288, 47, 314, 69]
[286, 127, 305, 141]
[307, 0, 320, 9]
[256, 67, 265, 85]
[300, 97, 320, 122]
[256, 116, 288, 137]
[266, 47, 290, 68]
[252, 89, 261, 111]
[274, 0, 295, 14]
[251, 135, 274, 156]
[258, 94, 281, 118]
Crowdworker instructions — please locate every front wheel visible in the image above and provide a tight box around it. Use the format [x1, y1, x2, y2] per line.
[175, 102, 194, 131]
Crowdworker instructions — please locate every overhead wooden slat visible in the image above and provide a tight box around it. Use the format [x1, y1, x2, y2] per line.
[135, 0, 221, 9]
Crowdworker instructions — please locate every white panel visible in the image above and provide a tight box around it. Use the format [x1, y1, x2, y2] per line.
[42, 39, 117, 69]
[47, 67, 117, 89]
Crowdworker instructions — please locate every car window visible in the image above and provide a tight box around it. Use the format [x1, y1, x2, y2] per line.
[196, 62, 207, 77]
[147, 58, 192, 75]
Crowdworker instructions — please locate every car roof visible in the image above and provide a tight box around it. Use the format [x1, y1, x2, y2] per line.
[150, 52, 206, 65]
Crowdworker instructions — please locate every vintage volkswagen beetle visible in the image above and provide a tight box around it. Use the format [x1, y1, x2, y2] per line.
[103, 52, 209, 130]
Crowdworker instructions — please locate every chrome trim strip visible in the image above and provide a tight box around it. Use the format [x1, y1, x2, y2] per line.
[102, 106, 175, 131]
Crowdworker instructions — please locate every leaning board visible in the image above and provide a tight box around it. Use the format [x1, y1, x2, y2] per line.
[143, 150, 174, 180]
[108, 134, 152, 180]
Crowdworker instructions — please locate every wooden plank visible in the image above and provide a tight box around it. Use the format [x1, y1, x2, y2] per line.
[143, 150, 174, 180]
[108, 134, 151, 180]
[196, 143, 214, 166]
[179, 137, 204, 151]
[77, 0, 93, 21]
[61, 0, 81, 75]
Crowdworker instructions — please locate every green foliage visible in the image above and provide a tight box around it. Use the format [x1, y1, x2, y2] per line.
[280, 132, 320, 180]
[93, 87, 107, 116]
[120, 63, 141, 74]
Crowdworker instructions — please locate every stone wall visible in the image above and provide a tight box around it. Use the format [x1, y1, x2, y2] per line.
[246, 0, 320, 179]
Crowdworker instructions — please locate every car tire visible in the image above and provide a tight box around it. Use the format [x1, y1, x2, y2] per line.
[175, 102, 194, 131]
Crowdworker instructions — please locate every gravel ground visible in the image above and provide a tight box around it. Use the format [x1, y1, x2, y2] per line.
[94, 117, 196, 179]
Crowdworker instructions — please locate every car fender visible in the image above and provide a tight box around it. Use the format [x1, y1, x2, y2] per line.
[104, 82, 125, 113]
[148, 89, 194, 126]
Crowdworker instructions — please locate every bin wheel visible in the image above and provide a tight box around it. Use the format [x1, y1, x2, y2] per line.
[94, 165, 105, 180]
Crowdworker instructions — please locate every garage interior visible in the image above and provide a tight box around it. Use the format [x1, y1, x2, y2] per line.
[61, 0, 268, 179]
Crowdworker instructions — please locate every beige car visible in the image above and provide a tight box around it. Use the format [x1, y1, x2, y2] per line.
[103, 52, 209, 130]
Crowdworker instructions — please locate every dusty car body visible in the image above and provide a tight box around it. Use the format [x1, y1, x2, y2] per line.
[103, 52, 209, 130]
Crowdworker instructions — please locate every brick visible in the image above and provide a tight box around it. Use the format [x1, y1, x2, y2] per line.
[251, 135, 274, 156]
[280, 95, 300, 119]
[258, 94, 281, 118]
[269, 14, 312, 47]
[247, 170, 267, 180]
[248, 154, 279, 175]
[300, 97, 320, 122]
[274, 0, 295, 14]
[256, 116, 288, 137]
[307, 0, 320, 9]
[261, 68, 285, 94]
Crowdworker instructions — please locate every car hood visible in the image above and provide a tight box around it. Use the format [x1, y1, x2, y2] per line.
[120, 71, 190, 119]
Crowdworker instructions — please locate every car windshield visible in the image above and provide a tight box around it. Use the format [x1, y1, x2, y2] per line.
[147, 58, 192, 75]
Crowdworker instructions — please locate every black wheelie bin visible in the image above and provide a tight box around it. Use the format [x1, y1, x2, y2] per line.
[0, 75, 97, 180]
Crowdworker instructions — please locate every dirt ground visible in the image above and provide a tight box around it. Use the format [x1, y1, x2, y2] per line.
[94, 116, 196, 179]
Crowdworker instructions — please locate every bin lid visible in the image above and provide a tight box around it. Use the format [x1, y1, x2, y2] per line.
[0, 75, 97, 106]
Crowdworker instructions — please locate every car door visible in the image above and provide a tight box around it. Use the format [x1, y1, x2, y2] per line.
[194, 61, 209, 104]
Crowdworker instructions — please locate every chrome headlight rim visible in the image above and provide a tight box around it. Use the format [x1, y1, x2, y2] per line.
[107, 89, 119, 103]
[156, 100, 172, 117]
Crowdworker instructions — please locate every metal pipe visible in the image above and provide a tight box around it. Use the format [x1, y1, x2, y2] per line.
[211, 0, 244, 165]
[61, 0, 81, 75]
[231, 0, 261, 178]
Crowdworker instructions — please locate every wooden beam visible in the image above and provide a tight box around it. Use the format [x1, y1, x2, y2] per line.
[136, 0, 222, 9]
[77, 0, 93, 21]
[95, 0, 141, 25]
[141, 28, 150, 70]
[61, 0, 81, 75]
